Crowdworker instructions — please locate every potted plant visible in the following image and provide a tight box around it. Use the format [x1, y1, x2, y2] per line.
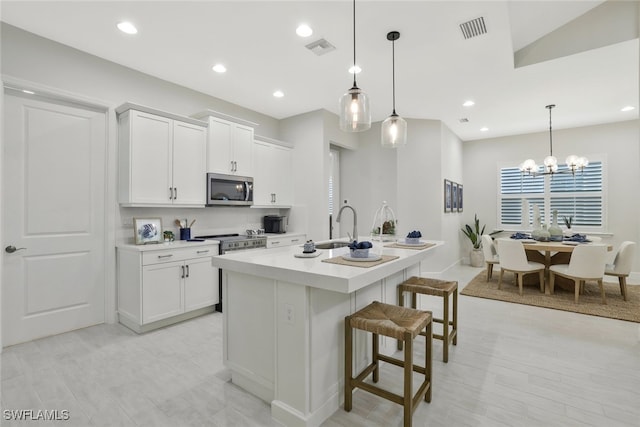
[563, 215, 573, 234]
[461, 214, 485, 267]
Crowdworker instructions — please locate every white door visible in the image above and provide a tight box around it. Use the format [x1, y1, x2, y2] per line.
[2, 92, 106, 347]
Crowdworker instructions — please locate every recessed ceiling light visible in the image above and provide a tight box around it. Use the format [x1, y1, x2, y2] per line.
[348, 65, 361, 74]
[480, 127, 489, 132]
[463, 100, 475, 107]
[117, 21, 138, 35]
[296, 24, 313, 38]
[621, 105, 635, 112]
[273, 90, 284, 98]
[212, 64, 227, 73]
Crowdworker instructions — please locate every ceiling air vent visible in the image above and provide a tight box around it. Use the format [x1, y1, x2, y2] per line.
[460, 17, 487, 39]
[305, 38, 336, 56]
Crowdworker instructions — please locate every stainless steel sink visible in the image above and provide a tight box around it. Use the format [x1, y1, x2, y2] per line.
[315, 241, 351, 249]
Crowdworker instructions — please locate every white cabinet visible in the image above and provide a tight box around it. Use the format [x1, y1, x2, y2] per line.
[203, 115, 254, 176]
[117, 243, 219, 333]
[253, 138, 293, 207]
[117, 104, 207, 207]
[266, 234, 306, 249]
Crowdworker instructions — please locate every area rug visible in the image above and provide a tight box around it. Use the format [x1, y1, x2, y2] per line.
[460, 270, 640, 323]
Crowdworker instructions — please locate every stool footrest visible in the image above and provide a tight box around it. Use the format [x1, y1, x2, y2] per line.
[355, 381, 404, 406]
[353, 362, 378, 384]
[378, 354, 427, 375]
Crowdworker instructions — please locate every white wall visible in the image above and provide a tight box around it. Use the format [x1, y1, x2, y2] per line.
[463, 119, 640, 271]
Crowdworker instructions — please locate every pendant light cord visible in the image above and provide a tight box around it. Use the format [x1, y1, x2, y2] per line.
[547, 104, 554, 157]
[352, 0, 357, 87]
[391, 37, 396, 114]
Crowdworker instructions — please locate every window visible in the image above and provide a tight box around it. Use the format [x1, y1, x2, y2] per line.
[499, 161, 604, 230]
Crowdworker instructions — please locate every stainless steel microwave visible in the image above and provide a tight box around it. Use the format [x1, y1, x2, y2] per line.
[206, 173, 253, 206]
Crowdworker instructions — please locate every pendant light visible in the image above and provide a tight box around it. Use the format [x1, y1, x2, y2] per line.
[381, 31, 407, 148]
[520, 104, 588, 176]
[339, 0, 371, 132]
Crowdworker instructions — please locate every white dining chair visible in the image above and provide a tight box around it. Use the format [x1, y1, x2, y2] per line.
[496, 239, 545, 295]
[549, 244, 608, 304]
[604, 241, 636, 301]
[481, 234, 499, 281]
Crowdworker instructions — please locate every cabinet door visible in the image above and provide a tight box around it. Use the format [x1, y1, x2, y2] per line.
[272, 144, 293, 205]
[172, 121, 206, 205]
[207, 117, 233, 174]
[252, 140, 274, 205]
[184, 257, 218, 312]
[233, 124, 254, 176]
[142, 261, 183, 324]
[130, 111, 173, 203]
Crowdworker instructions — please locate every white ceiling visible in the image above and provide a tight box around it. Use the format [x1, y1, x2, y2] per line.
[1, 1, 637, 141]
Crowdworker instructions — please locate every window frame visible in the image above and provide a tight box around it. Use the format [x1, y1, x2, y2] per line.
[497, 155, 607, 232]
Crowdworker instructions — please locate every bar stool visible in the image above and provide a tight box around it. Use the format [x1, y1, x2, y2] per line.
[397, 277, 458, 363]
[345, 301, 432, 427]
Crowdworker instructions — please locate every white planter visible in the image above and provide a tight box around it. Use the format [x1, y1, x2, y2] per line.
[470, 249, 484, 267]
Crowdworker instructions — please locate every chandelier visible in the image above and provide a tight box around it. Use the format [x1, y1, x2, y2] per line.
[519, 104, 588, 176]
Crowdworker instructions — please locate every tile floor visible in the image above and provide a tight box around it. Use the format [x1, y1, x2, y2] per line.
[2, 265, 639, 426]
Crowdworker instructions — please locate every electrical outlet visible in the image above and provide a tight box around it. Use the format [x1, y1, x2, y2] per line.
[284, 303, 294, 324]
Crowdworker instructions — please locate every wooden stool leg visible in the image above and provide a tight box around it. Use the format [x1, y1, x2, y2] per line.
[344, 316, 352, 411]
[397, 287, 404, 351]
[425, 320, 432, 403]
[411, 292, 417, 309]
[619, 276, 628, 301]
[373, 333, 379, 383]
[442, 292, 449, 363]
[403, 331, 413, 427]
[598, 279, 607, 305]
[452, 287, 458, 346]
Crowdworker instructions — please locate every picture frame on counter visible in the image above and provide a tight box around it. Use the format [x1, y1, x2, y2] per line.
[134, 217, 163, 245]
[444, 179, 452, 212]
[457, 183, 463, 212]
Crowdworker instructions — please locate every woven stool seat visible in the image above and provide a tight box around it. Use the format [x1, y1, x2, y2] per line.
[398, 276, 458, 363]
[349, 301, 431, 341]
[345, 301, 433, 427]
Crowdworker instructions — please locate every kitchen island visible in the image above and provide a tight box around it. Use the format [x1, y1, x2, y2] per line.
[211, 239, 443, 427]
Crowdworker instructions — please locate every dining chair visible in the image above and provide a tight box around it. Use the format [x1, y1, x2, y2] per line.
[604, 241, 636, 301]
[481, 234, 499, 281]
[549, 244, 608, 304]
[496, 239, 545, 295]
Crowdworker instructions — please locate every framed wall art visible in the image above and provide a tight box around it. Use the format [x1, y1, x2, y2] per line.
[452, 182, 458, 211]
[444, 180, 452, 212]
[134, 217, 163, 245]
[457, 183, 463, 212]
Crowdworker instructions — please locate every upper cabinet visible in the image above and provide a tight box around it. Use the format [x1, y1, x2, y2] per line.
[252, 135, 293, 207]
[117, 103, 207, 207]
[193, 111, 258, 177]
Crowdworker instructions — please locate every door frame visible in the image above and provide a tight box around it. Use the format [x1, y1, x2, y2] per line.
[1, 75, 117, 350]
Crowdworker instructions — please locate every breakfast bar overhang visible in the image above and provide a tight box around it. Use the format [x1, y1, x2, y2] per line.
[211, 239, 443, 427]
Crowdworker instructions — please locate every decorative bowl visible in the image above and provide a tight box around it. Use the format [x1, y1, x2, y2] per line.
[405, 237, 420, 244]
[350, 248, 370, 258]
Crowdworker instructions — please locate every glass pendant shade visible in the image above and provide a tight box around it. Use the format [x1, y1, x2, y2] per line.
[519, 159, 538, 174]
[381, 113, 407, 147]
[339, 86, 371, 132]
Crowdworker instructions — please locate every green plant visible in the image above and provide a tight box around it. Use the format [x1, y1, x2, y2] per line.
[461, 214, 485, 249]
[563, 215, 573, 228]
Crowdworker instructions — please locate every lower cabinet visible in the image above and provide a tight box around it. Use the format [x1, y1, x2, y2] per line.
[117, 243, 219, 333]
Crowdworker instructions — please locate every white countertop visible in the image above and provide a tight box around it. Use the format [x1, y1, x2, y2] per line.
[212, 238, 443, 294]
[117, 240, 219, 252]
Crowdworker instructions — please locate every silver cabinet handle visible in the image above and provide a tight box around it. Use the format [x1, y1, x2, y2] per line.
[271, 241, 280, 245]
[169, 187, 173, 200]
[5, 245, 26, 253]
[181, 265, 185, 279]
[158, 254, 173, 259]
[196, 250, 210, 254]
[186, 264, 190, 278]
[174, 187, 177, 200]
[291, 239, 300, 243]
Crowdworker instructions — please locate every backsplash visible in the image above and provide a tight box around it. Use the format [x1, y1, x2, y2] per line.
[116, 206, 286, 245]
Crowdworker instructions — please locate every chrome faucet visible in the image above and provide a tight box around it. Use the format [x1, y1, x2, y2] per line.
[336, 205, 358, 242]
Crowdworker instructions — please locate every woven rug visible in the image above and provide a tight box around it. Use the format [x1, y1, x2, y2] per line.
[460, 270, 640, 323]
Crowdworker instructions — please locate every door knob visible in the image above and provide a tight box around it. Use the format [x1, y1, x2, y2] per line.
[5, 245, 26, 253]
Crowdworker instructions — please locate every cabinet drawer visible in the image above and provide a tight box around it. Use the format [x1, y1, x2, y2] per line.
[142, 245, 218, 265]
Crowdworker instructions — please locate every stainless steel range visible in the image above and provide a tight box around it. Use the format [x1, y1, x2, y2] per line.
[195, 233, 267, 312]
